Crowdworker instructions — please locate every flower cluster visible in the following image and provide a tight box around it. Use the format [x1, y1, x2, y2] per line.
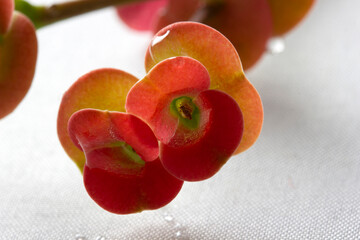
[117, 0, 315, 70]
[0, 0, 314, 120]
[57, 22, 263, 214]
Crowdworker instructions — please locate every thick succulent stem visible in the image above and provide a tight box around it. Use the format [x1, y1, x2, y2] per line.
[15, 0, 147, 29]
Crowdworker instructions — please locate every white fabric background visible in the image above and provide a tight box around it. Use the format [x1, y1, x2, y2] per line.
[1, 0, 360, 239]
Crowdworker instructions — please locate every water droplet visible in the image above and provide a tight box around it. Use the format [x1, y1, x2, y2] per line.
[175, 230, 182, 237]
[160, 207, 189, 239]
[149, 30, 170, 61]
[164, 215, 174, 222]
[151, 30, 170, 47]
[96, 236, 106, 240]
[75, 235, 87, 240]
[267, 37, 285, 54]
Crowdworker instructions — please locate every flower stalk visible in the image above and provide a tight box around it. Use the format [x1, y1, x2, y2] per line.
[15, 0, 147, 29]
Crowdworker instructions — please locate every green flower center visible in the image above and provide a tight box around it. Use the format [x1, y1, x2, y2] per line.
[170, 96, 200, 129]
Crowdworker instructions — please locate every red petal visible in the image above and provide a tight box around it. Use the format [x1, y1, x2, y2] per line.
[116, 0, 168, 31]
[126, 56, 210, 143]
[160, 89, 243, 181]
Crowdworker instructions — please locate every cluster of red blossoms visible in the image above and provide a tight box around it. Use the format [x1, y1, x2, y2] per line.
[1, 0, 315, 215]
[57, 22, 263, 214]
[117, 0, 315, 70]
[0, 0, 314, 120]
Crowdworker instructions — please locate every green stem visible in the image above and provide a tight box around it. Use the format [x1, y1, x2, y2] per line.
[15, 0, 147, 29]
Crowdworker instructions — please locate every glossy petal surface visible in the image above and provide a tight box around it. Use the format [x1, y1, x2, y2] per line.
[57, 68, 138, 170]
[145, 22, 263, 154]
[0, 0, 14, 34]
[68, 109, 159, 167]
[268, 0, 315, 36]
[126, 56, 210, 143]
[69, 109, 183, 214]
[116, 0, 168, 31]
[160, 89, 243, 181]
[153, 0, 201, 33]
[0, 12, 37, 119]
[202, 0, 273, 70]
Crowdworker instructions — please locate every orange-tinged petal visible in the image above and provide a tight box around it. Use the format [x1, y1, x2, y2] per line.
[202, 0, 273, 70]
[0, 12, 37, 119]
[268, 0, 315, 36]
[0, 0, 14, 34]
[57, 68, 138, 171]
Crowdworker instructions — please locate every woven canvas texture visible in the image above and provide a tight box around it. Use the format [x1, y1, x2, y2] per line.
[1, 0, 360, 239]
